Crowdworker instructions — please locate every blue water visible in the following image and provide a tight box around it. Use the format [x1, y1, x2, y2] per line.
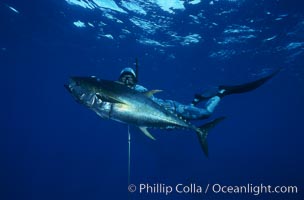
[1, 0, 303, 199]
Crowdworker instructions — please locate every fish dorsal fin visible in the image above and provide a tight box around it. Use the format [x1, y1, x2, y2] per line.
[144, 90, 162, 98]
[96, 93, 123, 104]
[139, 127, 156, 140]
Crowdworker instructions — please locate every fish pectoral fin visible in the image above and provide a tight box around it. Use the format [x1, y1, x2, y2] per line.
[139, 127, 156, 140]
[144, 90, 163, 98]
[95, 93, 124, 104]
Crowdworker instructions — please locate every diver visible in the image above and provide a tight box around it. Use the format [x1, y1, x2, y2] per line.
[118, 67, 280, 120]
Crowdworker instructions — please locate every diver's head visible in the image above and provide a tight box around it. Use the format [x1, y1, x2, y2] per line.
[118, 67, 137, 87]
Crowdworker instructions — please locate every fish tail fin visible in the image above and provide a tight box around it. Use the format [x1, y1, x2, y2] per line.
[196, 117, 226, 157]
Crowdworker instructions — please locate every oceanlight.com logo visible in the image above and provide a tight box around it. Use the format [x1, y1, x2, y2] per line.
[128, 183, 299, 196]
[211, 183, 298, 196]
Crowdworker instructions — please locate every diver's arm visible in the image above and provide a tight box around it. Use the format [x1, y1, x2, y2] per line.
[133, 84, 148, 92]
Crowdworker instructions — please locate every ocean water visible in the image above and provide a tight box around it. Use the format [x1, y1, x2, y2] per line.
[1, 0, 303, 199]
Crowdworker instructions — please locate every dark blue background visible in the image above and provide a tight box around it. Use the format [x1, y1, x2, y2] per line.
[1, 0, 303, 199]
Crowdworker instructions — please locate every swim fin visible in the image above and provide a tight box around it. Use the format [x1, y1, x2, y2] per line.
[218, 68, 281, 97]
[191, 68, 280, 106]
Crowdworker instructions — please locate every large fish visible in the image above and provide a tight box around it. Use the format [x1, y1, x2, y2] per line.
[65, 77, 224, 156]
